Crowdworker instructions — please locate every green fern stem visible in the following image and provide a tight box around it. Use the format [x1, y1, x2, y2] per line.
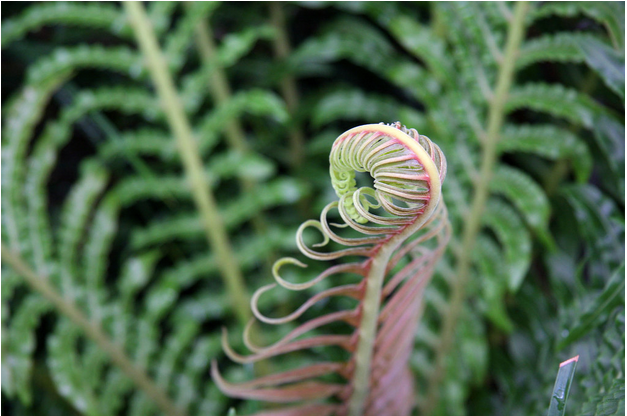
[349, 218, 436, 416]
[1, 244, 186, 416]
[124, 2, 250, 324]
[193, 12, 278, 272]
[269, 1, 306, 170]
[342, 125, 445, 416]
[193, 17, 248, 154]
[423, 2, 530, 414]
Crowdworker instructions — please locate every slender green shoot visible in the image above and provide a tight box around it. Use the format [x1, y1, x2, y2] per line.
[124, 2, 250, 324]
[269, 2, 305, 171]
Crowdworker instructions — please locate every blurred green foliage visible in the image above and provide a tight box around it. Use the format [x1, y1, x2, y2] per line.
[1, 2, 624, 416]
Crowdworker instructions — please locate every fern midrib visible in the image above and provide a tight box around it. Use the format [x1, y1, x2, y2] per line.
[349, 196, 442, 416]
[193, 13, 279, 276]
[422, 2, 530, 414]
[124, 2, 251, 324]
[1, 244, 186, 416]
[347, 125, 444, 415]
[347, 243, 394, 416]
[269, 2, 306, 171]
[193, 17, 248, 154]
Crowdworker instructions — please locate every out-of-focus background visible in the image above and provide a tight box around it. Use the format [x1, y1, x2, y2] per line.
[2, 2, 624, 416]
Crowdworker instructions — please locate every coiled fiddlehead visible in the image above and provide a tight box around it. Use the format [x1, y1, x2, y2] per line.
[213, 122, 450, 416]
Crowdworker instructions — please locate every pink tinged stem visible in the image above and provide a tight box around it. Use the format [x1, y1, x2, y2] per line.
[244, 309, 360, 353]
[273, 260, 365, 291]
[222, 328, 354, 364]
[212, 370, 344, 402]
[251, 283, 362, 325]
[247, 403, 339, 416]
[381, 255, 431, 299]
[211, 360, 347, 389]
[376, 172, 430, 181]
[365, 368, 414, 416]
[380, 262, 434, 323]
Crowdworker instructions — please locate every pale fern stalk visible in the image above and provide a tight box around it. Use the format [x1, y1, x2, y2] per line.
[193, 17, 248, 153]
[422, 2, 530, 414]
[347, 127, 444, 416]
[1, 244, 186, 416]
[348, 249, 394, 416]
[269, 1, 305, 170]
[124, 2, 250, 324]
[348, 204, 442, 416]
[193, 13, 277, 270]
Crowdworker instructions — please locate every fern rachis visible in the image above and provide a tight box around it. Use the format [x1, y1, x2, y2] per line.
[213, 122, 450, 416]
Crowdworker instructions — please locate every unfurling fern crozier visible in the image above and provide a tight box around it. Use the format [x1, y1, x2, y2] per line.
[213, 122, 450, 416]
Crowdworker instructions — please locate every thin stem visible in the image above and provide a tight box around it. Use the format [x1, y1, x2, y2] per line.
[347, 248, 392, 416]
[1, 243, 186, 416]
[347, 145, 443, 416]
[193, 12, 277, 266]
[431, 4, 446, 39]
[421, 2, 530, 414]
[269, 2, 305, 170]
[191, 8, 276, 378]
[543, 159, 570, 195]
[124, 2, 250, 324]
[194, 17, 248, 153]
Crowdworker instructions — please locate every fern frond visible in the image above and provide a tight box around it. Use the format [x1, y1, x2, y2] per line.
[57, 161, 109, 300]
[214, 122, 449, 416]
[577, 36, 625, 100]
[1, 245, 186, 416]
[2, 291, 52, 404]
[2, 2, 623, 415]
[490, 165, 552, 248]
[1, 2, 130, 48]
[483, 199, 532, 292]
[210, 25, 276, 71]
[472, 236, 512, 331]
[163, 2, 218, 73]
[506, 83, 621, 129]
[381, 14, 455, 87]
[147, 1, 178, 36]
[2, 73, 69, 255]
[26, 46, 145, 85]
[580, 378, 625, 416]
[312, 89, 425, 130]
[517, 32, 600, 69]
[126, 177, 306, 249]
[530, 1, 625, 49]
[498, 124, 593, 182]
